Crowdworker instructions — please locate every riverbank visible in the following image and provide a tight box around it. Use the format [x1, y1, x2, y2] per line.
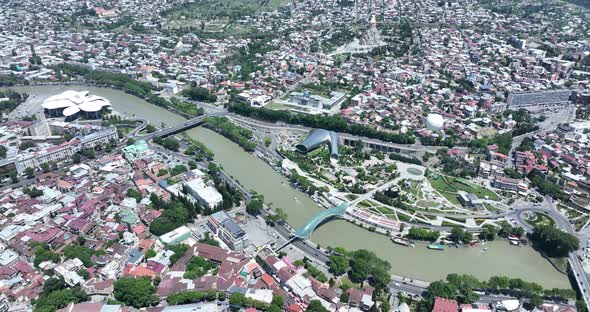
[8, 84, 572, 288]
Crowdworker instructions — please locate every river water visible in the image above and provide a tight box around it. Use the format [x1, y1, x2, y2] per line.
[8, 85, 570, 288]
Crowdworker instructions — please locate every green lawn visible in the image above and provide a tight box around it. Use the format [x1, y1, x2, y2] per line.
[528, 212, 555, 227]
[428, 175, 500, 203]
[416, 200, 439, 208]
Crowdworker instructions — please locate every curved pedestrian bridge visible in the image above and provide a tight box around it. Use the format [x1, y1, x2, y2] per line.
[294, 202, 349, 239]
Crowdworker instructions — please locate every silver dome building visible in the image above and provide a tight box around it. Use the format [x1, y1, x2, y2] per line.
[295, 129, 339, 161]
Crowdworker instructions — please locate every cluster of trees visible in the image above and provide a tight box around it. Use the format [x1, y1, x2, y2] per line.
[420, 134, 458, 148]
[530, 225, 579, 258]
[0, 73, 23, 86]
[349, 249, 391, 292]
[504, 168, 525, 179]
[184, 138, 214, 160]
[449, 227, 473, 244]
[78, 148, 96, 159]
[326, 247, 391, 293]
[479, 225, 497, 241]
[149, 193, 199, 236]
[293, 258, 328, 282]
[389, 152, 423, 165]
[126, 188, 143, 202]
[51, 64, 155, 96]
[211, 178, 243, 212]
[498, 221, 525, 238]
[168, 96, 206, 117]
[228, 101, 416, 144]
[169, 243, 190, 264]
[184, 256, 218, 279]
[167, 290, 221, 305]
[34, 277, 88, 312]
[372, 187, 410, 212]
[62, 243, 97, 267]
[468, 132, 512, 155]
[219, 37, 275, 80]
[517, 137, 534, 152]
[437, 152, 477, 178]
[23, 187, 44, 198]
[503, 109, 540, 137]
[288, 170, 320, 195]
[19, 141, 36, 151]
[418, 273, 576, 312]
[199, 232, 220, 247]
[32, 242, 60, 267]
[204, 116, 256, 151]
[246, 197, 264, 216]
[0, 89, 28, 114]
[113, 277, 159, 308]
[153, 137, 180, 152]
[182, 87, 217, 103]
[406, 227, 440, 242]
[529, 173, 566, 201]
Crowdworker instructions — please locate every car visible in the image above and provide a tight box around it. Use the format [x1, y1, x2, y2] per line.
[394, 283, 400, 287]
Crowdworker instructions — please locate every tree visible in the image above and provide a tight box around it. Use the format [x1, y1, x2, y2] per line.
[427, 281, 458, 299]
[113, 277, 158, 308]
[127, 138, 136, 146]
[307, 300, 329, 312]
[530, 225, 579, 257]
[145, 249, 157, 258]
[449, 227, 473, 244]
[268, 207, 288, 223]
[63, 244, 95, 267]
[270, 296, 284, 311]
[24, 167, 34, 178]
[182, 87, 217, 103]
[417, 281, 458, 312]
[328, 255, 349, 276]
[348, 249, 391, 292]
[19, 141, 35, 150]
[77, 269, 90, 280]
[479, 225, 497, 241]
[246, 198, 263, 216]
[34, 287, 88, 312]
[526, 294, 543, 309]
[126, 188, 142, 202]
[43, 277, 66, 294]
[72, 153, 81, 164]
[40, 162, 50, 173]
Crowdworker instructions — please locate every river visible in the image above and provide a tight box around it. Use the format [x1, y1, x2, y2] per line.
[7, 85, 571, 288]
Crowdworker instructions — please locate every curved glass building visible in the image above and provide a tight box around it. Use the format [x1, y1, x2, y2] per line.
[295, 129, 339, 160]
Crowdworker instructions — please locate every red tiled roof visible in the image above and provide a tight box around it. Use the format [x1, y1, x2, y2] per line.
[432, 297, 458, 312]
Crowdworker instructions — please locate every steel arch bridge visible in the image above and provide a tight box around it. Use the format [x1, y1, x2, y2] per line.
[294, 202, 349, 239]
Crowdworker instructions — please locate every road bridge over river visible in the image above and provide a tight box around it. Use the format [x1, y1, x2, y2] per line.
[134, 112, 226, 141]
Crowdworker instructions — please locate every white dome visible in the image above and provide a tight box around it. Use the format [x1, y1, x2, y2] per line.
[42, 90, 111, 117]
[425, 114, 444, 131]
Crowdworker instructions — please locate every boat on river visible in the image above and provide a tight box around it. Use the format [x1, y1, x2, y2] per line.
[392, 237, 415, 247]
[427, 243, 445, 251]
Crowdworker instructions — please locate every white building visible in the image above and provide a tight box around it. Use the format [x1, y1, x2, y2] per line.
[184, 178, 223, 208]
